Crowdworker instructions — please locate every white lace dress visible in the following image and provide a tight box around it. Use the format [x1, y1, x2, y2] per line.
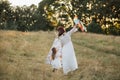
[59, 27, 78, 74]
[46, 38, 62, 69]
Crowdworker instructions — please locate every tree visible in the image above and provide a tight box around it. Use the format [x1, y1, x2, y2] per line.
[43, 0, 74, 29]
[0, 0, 11, 29]
[0, 0, 119, 35]
[87, 18, 102, 33]
[35, 0, 55, 30]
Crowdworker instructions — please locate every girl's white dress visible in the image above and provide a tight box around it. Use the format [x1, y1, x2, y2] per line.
[51, 53, 62, 69]
[59, 27, 78, 74]
[46, 38, 62, 69]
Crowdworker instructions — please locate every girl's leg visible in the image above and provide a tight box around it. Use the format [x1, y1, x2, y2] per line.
[52, 68, 57, 72]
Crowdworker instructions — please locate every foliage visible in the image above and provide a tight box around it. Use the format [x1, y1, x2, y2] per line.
[43, 0, 73, 28]
[108, 24, 120, 35]
[0, 0, 11, 29]
[87, 18, 102, 33]
[0, 0, 119, 35]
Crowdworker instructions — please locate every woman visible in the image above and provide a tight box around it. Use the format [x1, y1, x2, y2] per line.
[57, 25, 78, 75]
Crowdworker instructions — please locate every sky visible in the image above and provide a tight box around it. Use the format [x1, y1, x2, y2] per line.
[9, 0, 42, 7]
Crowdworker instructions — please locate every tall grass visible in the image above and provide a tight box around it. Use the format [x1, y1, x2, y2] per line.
[0, 30, 120, 80]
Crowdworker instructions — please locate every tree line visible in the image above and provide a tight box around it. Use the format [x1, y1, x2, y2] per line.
[0, 0, 119, 35]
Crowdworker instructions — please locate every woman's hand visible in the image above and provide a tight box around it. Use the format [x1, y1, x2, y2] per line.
[73, 24, 79, 28]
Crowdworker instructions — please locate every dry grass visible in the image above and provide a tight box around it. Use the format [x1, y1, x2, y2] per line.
[0, 30, 120, 80]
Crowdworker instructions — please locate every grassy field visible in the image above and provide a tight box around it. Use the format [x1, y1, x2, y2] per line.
[0, 30, 120, 80]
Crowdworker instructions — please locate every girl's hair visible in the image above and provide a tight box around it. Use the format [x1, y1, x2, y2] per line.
[57, 27, 65, 37]
[51, 47, 57, 60]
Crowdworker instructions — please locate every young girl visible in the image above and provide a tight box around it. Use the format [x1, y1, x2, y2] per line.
[50, 47, 62, 72]
[46, 38, 62, 72]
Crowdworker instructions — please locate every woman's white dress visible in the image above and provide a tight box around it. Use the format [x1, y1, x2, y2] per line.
[59, 27, 78, 74]
[46, 38, 62, 69]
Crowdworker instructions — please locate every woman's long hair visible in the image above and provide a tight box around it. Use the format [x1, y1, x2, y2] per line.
[51, 47, 57, 60]
[57, 27, 65, 37]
